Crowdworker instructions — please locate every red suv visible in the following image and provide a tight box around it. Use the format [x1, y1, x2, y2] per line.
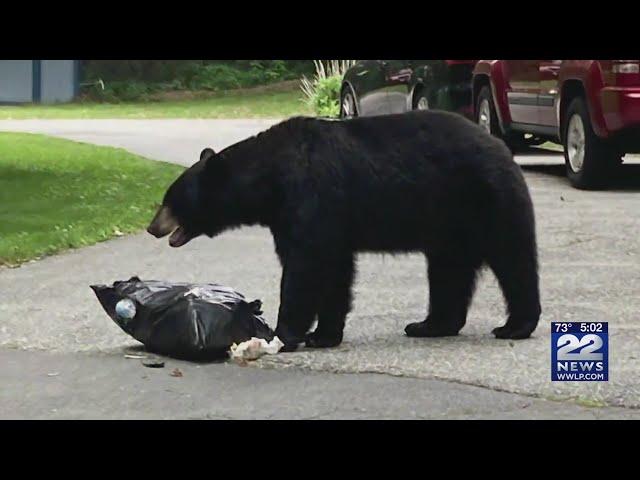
[472, 60, 640, 189]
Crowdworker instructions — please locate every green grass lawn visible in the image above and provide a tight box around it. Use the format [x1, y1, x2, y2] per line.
[0, 89, 311, 120]
[0, 133, 184, 266]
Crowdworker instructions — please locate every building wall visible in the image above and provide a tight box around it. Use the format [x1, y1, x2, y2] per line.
[0, 60, 77, 104]
[41, 60, 76, 103]
[0, 60, 33, 103]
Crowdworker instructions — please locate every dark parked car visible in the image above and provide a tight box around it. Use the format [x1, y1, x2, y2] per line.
[472, 60, 640, 189]
[340, 60, 477, 119]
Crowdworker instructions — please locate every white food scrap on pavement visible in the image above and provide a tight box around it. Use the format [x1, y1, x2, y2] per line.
[230, 337, 284, 363]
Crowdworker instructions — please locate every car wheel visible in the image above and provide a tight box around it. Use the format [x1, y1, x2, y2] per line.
[413, 90, 430, 111]
[476, 86, 500, 136]
[340, 87, 358, 119]
[476, 85, 527, 153]
[563, 97, 620, 190]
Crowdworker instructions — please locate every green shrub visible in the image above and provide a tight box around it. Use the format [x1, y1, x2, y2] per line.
[79, 61, 314, 102]
[186, 61, 298, 91]
[83, 60, 314, 84]
[306, 76, 342, 117]
[87, 80, 155, 103]
[247, 60, 292, 84]
[188, 64, 244, 91]
[300, 60, 357, 117]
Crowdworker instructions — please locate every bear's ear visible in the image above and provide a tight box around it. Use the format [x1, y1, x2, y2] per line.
[200, 147, 216, 162]
[203, 150, 229, 181]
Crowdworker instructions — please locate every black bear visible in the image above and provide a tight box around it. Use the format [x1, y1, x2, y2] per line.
[147, 110, 541, 352]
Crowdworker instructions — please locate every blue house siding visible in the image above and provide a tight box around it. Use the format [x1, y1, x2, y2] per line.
[41, 60, 76, 103]
[0, 60, 79, 104]
[0, 60, 33, 104]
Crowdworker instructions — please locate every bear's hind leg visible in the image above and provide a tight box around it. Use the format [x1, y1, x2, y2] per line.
[405, 253, 481, 338]
[305, 254, 355, 349]
[488, 247, 541, 340]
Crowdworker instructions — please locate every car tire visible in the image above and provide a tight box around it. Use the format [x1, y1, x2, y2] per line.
[476, 85, 527, 153]
[413, 90, 430, 111]
[476, 86, 501, 136]
[563, 97, 620, 190]
[340, 86, 358, 119]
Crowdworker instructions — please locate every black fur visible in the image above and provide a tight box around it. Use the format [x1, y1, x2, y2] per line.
[153, 110, 541, 351]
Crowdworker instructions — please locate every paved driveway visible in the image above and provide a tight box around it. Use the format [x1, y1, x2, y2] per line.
[1, 119, 639, 418]
[0, 119, 277, 166]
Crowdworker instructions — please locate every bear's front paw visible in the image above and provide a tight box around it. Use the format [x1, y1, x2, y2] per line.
[492, 322, 536, 340]
[404, 319, 461, 338]
[274, 325, 303, 352]
[279, 341, 300, 353]
[305, 330, 343, 349]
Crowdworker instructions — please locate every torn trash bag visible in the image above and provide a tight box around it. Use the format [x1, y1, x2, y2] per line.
[91, 277, 274, 360]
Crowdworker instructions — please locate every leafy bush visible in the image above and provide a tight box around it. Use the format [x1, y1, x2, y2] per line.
[188, 64, 244, 91]
[300, 60, 357, 117]
[186, 61, 298, 91]
[306, 76, 342, 117]
[80, 60, 314, 102]
[83, 60, 313, 83]
[83, 60, 197, 83]
[87, 81, 155, 103]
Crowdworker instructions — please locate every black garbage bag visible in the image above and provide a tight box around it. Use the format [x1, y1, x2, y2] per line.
[91, 276, 274, 361]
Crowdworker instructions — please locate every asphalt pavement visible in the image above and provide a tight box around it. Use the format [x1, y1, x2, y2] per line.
[1, 119, 639, 418]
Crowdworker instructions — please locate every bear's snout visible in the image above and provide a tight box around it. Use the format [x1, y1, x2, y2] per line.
[147, 205, 179, 238]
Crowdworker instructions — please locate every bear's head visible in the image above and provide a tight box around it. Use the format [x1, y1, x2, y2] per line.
[147, 147, 233, 247]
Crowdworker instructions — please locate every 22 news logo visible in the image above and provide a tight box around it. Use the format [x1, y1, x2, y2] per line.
[551, 322, 608, 381]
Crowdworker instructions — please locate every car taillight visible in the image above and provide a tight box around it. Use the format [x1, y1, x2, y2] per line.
[613, 61, 640, 74]
[613, 61, 640, 85]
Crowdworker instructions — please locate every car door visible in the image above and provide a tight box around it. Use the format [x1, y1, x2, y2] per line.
[380, 60, 413, 114]
[538, 60, 562, 127]
[505, 60, 541, 125]
[350, 60, 391, 116]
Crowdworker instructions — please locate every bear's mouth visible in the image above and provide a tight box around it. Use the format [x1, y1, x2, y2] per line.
[168, 226, 193, 248]
[147, 205, 194, 248]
